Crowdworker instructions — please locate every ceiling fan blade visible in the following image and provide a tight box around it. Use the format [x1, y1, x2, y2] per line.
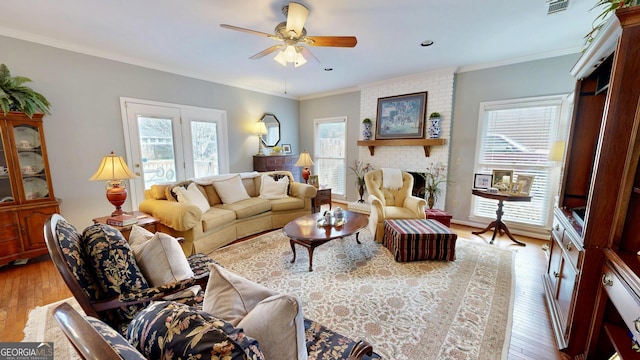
[305, 36, 357, 47]
[220, 24, 278, 40]
[285, 2, 309, 38]
[300, 47, 319, 63]
[249, 45, 283, 59]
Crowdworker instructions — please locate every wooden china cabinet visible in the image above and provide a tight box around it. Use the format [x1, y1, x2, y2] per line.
[542, 6, 640, 359]
[0, 112, 59, 266]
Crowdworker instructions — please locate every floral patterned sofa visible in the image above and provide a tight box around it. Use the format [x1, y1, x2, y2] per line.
[45, 214, 378, 360]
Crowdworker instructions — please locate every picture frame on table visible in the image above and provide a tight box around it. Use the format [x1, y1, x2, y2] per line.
[473, 174, 493, 189]
[511, 175, 535, 195]
[282, 144, 291, 154]
[375, 91, 428, 139]
[308, 175, 319, 188]
[491, 169, 513, 192]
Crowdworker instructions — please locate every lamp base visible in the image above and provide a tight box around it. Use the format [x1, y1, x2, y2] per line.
[106, 183, 128, 217]
[302, 167, 311, 183]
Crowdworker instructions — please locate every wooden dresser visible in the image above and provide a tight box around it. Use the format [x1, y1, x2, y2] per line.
[253, 155, 301, 182]
[542, 6, 640, 359]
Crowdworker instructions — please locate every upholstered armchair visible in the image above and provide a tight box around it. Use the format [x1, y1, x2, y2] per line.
[45, 214, 377, 360]
[365, 169, 427, 241]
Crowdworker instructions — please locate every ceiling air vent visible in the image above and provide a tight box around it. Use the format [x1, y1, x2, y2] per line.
[548, 0, 569, 14]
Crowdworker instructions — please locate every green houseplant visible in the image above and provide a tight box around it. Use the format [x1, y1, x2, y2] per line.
[0, 64, 51, 118]
[585, 0, 638, 46]
[429, 112, 441, 119]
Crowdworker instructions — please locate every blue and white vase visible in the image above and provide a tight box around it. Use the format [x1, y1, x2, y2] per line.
[428, 117, 441, 138]
[362, 122, 372, 140]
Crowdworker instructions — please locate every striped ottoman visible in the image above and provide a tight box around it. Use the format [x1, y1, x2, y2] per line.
[383, 219, 457, 262]
[424, 208, 452, 227]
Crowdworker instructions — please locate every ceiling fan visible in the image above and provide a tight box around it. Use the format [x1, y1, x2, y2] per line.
[220, 2, 357, 67]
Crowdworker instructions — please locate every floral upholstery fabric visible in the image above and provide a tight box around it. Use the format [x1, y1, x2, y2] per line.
[55, 219, 102, 302]
[82, 224, 151, 330]
[188, 252, 220, 276]
[305, 319, 381, 360]
[127, 301, 264, 360]
[86, 317, 147, 360]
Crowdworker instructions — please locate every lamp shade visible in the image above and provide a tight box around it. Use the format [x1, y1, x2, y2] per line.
[295, 152, 314, 167]
[255, 121, 268, 136]
[549, 141, 566, 162]
[89, 152, 138, 181]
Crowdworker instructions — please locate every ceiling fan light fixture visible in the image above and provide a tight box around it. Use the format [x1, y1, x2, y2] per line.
[274, 51, 287, 66]
[294, 52, 307, 67]
[284, 45, 298, 62]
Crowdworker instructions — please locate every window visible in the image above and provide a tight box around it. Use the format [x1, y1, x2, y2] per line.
[314, 117, 346, 197]
[473, 95, 569, 228]
[121, 98, 228, 208]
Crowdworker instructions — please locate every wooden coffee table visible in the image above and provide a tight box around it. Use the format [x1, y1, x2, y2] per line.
[283, 210, 368, 271]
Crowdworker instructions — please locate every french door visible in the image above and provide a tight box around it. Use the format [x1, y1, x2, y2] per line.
[121, 98, 228, 208]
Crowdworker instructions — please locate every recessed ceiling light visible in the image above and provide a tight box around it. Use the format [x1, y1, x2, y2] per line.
[421, 40, 434, 47]
[324, 68, 333, 71]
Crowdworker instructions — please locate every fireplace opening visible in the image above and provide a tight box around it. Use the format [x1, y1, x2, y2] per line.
[408, 172, 426, 198]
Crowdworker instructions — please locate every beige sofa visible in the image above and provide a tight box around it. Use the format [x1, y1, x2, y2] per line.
[139, 171, 317, 255]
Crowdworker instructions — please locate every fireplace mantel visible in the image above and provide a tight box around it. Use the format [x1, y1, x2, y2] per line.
[357, 139, 446, 157]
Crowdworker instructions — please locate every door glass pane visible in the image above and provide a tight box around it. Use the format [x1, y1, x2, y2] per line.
[191, 121, 219, 178]
[0, 131, 15, 204]
[138, 116, 177, 189]
[316, 121, 346, 196]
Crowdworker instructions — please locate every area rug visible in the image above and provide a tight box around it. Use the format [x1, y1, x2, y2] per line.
[23, 229, 515, 360]
[23, 297, 82, 360]
[210, 229, 515, 360]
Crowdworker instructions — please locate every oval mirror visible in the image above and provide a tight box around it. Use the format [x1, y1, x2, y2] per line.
[260, 113, 281, 147]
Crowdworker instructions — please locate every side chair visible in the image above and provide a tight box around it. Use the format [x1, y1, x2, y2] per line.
[364, 169, 427, 241]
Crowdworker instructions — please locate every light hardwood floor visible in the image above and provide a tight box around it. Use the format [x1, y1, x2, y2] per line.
[0, 221, 566, 359]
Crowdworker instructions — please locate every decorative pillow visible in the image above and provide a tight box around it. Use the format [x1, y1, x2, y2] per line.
[149, 184, 169, 200]
[202, 263, 277, 326]
[259, 174, 289, 199]
[127, 301, 264, 360]
[211, 174, 251, 204]
[87, 317, 147, 360]
[167, 180, 192, 201]
[130, 231, 200, 300]
[237, 294, 307, 360]
[174, 182, 210, 214]
[55, 218, 102, 302]
[82, 224, 150, 327]
[128, 224, 154, 248]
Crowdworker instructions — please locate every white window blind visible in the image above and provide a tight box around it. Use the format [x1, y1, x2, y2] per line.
[314, 117, 346, 197]
[473, 97, 564, 227]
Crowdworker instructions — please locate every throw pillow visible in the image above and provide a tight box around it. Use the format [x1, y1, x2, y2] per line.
[128, 224, 154, 248]
[127, 301, 264, 360]
[237, 294, 308, 360]
[259, 174, 289, 199]
[82, 224, 149, 327]
[202, 263, 277, 326]
[130, 231, 200, 300]
[211, 174, 250, 204]
[174, 182, 210, 214]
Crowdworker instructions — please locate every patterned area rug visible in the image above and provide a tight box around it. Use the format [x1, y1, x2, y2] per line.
[210, 229, 515, 360]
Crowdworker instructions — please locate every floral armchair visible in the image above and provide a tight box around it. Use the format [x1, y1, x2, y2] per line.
[365, 169, 427, 241]
[45, 214, 378, 360]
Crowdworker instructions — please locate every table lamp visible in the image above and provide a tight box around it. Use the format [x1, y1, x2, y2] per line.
[295, 151, 314, 183]
[89, 151, 139, 216]
[255, 121, 268, 156]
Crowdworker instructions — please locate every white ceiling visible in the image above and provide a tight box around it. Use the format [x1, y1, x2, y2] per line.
[1, 0, 600, 98]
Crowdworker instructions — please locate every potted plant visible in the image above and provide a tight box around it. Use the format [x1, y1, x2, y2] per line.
[0, 64, 51, 118]
[419, 162, 450, 209]
[349, 160, 373, 203]
[428, 112, 441, 139]
[362, 118, 373, 140]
